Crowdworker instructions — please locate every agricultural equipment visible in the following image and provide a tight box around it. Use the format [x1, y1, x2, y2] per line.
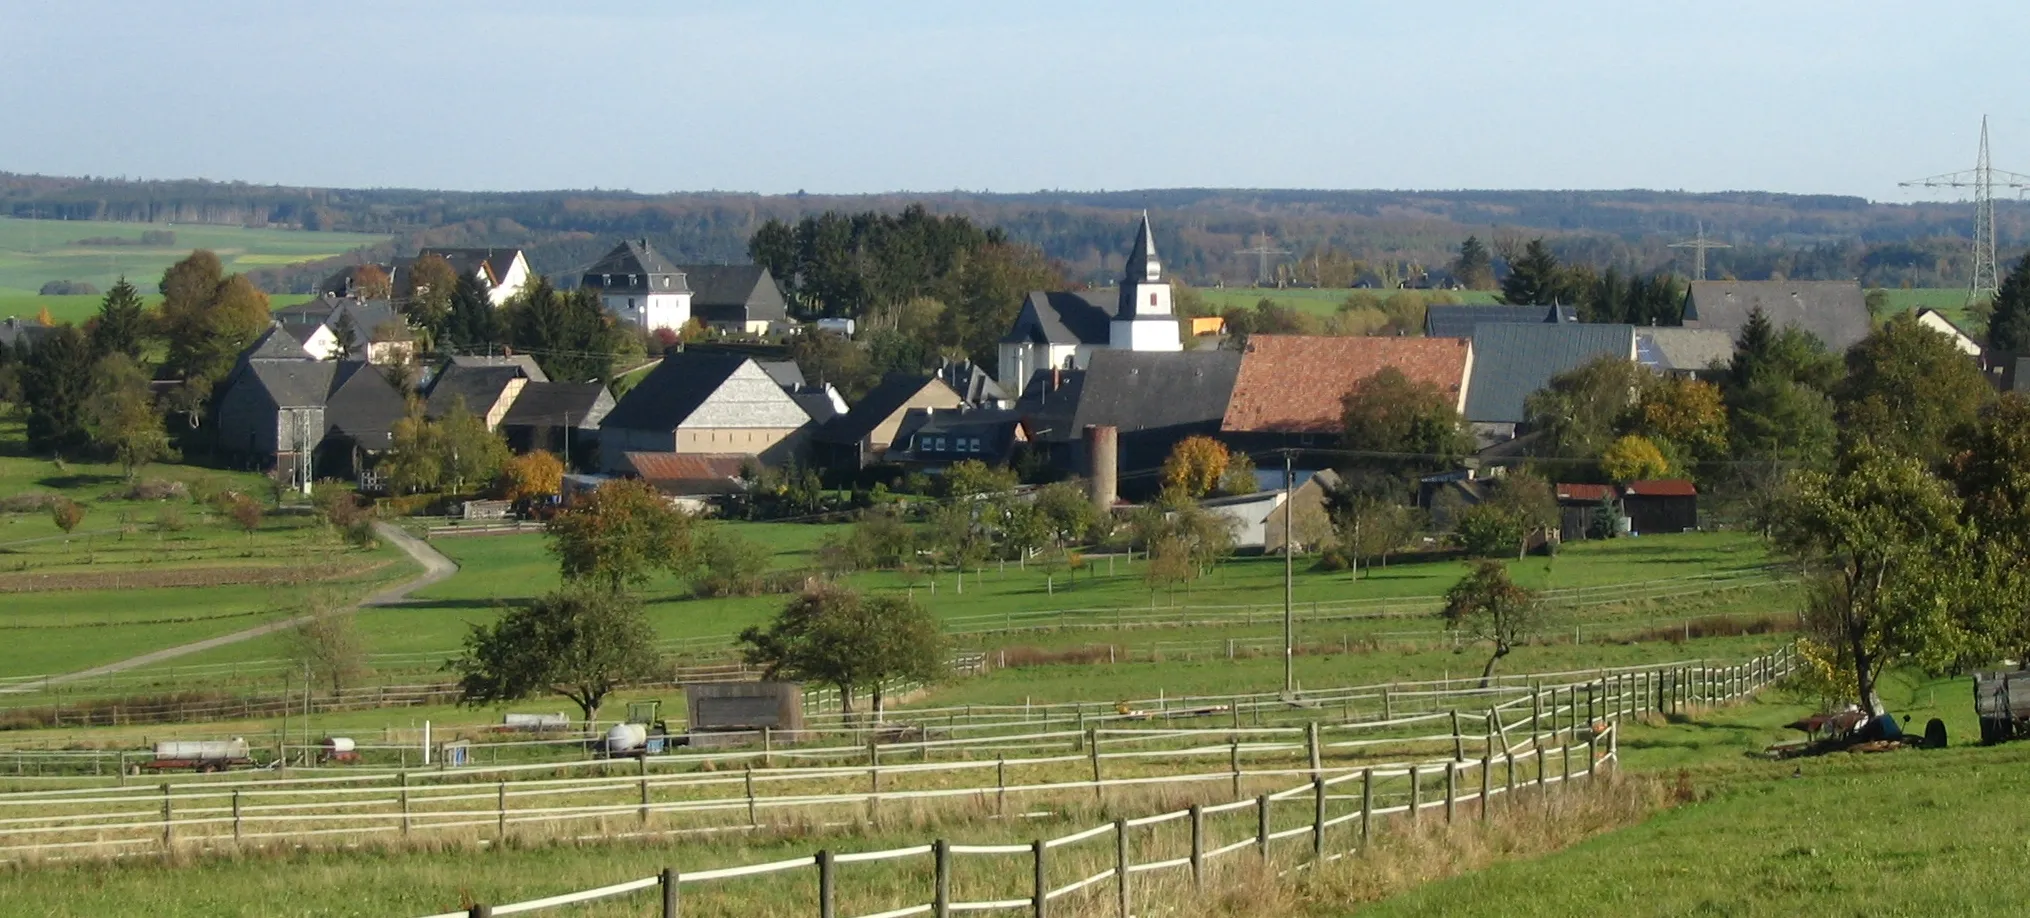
[318, 737, 359, 764]
[601, 700, 672, 756]
[1975, 669, 2030, 745]
[144, 739, 253, 773]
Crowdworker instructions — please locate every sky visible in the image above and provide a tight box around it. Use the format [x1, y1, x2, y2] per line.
[0, 0, 2020, 201]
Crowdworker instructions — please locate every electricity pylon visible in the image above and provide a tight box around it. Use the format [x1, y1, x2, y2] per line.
[1900, 115, 2030, 306]
[1668, 221, 1731, 282]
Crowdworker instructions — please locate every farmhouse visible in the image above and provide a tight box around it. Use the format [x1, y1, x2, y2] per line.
[680, 265, 790, 335]
[425, 357, 547, 429]
[1637, 327, 1734, 378]
[212, 326, 407, 486]
[1423, 304, 1575, 339]
[1030, 349, 1242, 494]
[498, 381, 614, 470]
[1914, 308, 1983, 358]
[271, 294, 412, 365]
[582, 239, 692, 331]
[597, 351, 812, 473]
[1681, 280, 1871, 352]
[886, 407, 1028, 471]
[1463, 322, 1638, 432]
[410, 248, 532, 306]
[1220, 334, 1473, 460]
[812, 374, 964, 473]
[997, 214, 1182, 398]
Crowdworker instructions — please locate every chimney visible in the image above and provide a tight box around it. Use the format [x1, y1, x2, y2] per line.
[1051, 367, 1061, 392]
[1084, 424, 1118, 516]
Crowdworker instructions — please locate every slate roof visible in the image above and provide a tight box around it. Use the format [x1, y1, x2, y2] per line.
[582, 240, 689, 295]
[1222, 335, 1472, 434]
[817, 374, 952, 445]
[446, 354, 548, 382]
[1013, 368, 1087, 442]
[1069, 350, 1244, 435]
[501, 382, 612, 430]
[602, 351, 811, 432]
[246, 323, 315, 361]
[790, 387, 845, 424]
[683, 265, 789, 325]
[936, 360, 1009, 405]
[1683, 281, 1871, 352]
[1638, 328, 1735, 373]
[1463, 323, 1637, 424]
[246, 358, 338, 408]
[323, 362, 406, 447]
[890, 407, 1026, 463]
[427, 364, 530, 418]
[1425, 304, 1574, 339]
[1001, 291, 1113, 345]
[624, 452, 751, 496]
[757, 360, 806, 390]
[0, 318, 57, 353]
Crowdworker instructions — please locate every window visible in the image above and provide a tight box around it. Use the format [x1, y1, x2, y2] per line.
[602, 274, 611, 286]
[628, 298, 637, 311]
[930, 437, 946, 452]
[1149, 292, 1158, 307]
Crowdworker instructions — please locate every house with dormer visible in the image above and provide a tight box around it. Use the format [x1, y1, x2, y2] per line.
[582, 240, 693, 331]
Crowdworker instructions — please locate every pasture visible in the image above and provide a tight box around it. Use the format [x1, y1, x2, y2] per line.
[0, 216, 388, 323]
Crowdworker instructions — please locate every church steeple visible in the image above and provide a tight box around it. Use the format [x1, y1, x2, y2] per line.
[1123, 211, 1160, 284]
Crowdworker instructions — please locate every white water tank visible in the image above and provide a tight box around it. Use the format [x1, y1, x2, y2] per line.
[605, 723, 648, 753]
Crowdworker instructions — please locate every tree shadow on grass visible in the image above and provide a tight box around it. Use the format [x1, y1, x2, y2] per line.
[37, 473, 122, 491]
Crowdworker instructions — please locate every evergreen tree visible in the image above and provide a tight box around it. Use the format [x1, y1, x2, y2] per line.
[20, 325, 95, 454]
[1988, 253, 2030, 354]
[1451, 236, 1494, 290]
[443, 271, 502, 352]
[503, 276, 617, 382]
[89, 277, 147, 360]
[1499, 239, 1569, 305]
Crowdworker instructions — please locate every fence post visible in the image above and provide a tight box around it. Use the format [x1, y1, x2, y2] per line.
[1230, 740, 1242, 799]
[1382, 687, 1392, 721]
[400, 770, 411, 836]
[1306, 722, 1321, 773]
[1115, 819, 1131, 918]
[496, 782, 507, 838]
[1031, 839, 1049, 918]
[1188, 804, 1205, 888]
[117, 751, 127, 787]
[1407, 765, 1420, 823]
[997, 757, 1008, 815]
[1505, 752, 1516, 799]
[869, 743, 882, 819]
[1312, 777, 1327, 859]
[1533, 737, 1545, 790]
[1089, 730, 1103, 801]
[1256, 794, 1271, 860]
[935, 839, 952, 918]
[1359, 768, 1374, 848]
[1479, 755, 1492, 822]
[1451, 711, 1464, 761]
[1561, 735, 1572, 787]
[1445, 762, 1458, 823]
[745, 767, 758, 826]
[661, 867, 679, 918]
[640, 772, 652, 825]
[161, 783, 172, 848]
[469, 906, 490, 918]
[1587, 728, 1599, 777]
[817, 851, 835, 918]
[232, 789, 242, 842]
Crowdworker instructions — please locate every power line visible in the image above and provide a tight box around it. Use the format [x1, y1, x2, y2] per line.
[1899, 115, 2030, 306]
[1234, 231, 1291, 285]
[1668, 221, 1731, 282]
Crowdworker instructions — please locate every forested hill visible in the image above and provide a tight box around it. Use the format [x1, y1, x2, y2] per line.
[3, 173, 2022, 291]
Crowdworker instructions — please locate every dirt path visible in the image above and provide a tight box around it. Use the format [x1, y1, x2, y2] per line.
[0, 522, 457, 694]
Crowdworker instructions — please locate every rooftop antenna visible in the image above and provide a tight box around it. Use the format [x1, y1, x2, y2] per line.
[1234, 231, 1290, 286]
[1900, 115, 2030, 306]
[1668, 221, 1732, 281]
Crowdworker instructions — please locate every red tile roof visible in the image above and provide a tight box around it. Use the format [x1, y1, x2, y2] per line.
[624, 452, 752, 495]
[1220, 335, 1472, 434]
[1623, 479, 1697, 497]
[1555, 483, 1617, 502]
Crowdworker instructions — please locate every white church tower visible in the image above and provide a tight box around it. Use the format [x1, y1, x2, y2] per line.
[1109, 212, 1183, 352]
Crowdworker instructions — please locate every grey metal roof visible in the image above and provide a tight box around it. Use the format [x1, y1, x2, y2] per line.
[246, 359, 338, 409]
[1424, 304, 1572, 338]
[323, 362, 406, 447]
[890, 407, 1025, 463]
[817, 374, 951, 444]
[1683, 281, 1871, 352]
[1070, 349, 1243, 435]
[791, 387, 843, 424]
[446, 354, 549, 382]
[245, 324, 315, 360]
[1001, 291, 1112, 345]
[1464, 323, 1638, 424]
[936, 360, 1009, 405]
[427, 364, 528, 418]
[757, 360, 806, 390]
[1639, 327, 1734, 373]
[602, 352, 806, 432]
[682, 265, 789, 324]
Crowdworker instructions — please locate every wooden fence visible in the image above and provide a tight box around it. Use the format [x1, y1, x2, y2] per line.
[0, 646, 1793, 864]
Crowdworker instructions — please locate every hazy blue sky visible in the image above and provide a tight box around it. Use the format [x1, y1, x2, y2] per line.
[0, 0, 2017, 200]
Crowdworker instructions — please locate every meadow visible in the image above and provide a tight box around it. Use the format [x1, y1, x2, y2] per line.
[1184, 285, 1979, 330]
[0, 215, 388, 324]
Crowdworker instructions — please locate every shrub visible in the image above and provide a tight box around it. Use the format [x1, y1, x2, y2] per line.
[154, 504, 187, 533]
[0, 492, 60, 514]
[50, 498, 85, 534]
[120, 479, 190, 502]
[693, 528, 772, 598]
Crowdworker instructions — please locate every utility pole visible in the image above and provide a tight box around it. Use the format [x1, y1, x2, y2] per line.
[1667, 221, 1731, 282]
[1282, 450, 1295, 696]
[1235, 232, 1291, 286]
[1901, 115, 2030, 306]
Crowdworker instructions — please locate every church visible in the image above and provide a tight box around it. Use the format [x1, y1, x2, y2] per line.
[996, 213, 1182, 398]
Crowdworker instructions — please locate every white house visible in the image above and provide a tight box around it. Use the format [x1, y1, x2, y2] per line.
[582, 239, 692, 331]
[1915, 307, 1983, 357]
[997, 213, 1182, 398]
[414, 248, 533, 307]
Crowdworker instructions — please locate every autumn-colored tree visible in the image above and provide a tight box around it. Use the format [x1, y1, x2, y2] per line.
[498, 450, 565, 505]
[546, 478, 697, 592]
[402, 253, 458, 339]
[1160, 435, 1230, 500]
[1601, 434, 1673, 483]
[226, 493, 263, 538]
[1637, 377, 1727, 461]
[351, 264, 393, 299]
[50, 498, 85, 534]
[34, 305, 53, 327]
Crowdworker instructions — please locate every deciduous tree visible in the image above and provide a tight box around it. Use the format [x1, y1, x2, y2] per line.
[546, 478, 697, 592]
[497, 450, 565, 505]
[1341, 367, 1472, 475]
[86, 353, 172, 480]
[50, 498, 85, 534]
[1442, 560, 1544, 686]
[1987, 253, 2030, 354]
[1160, 435, 1230, 500]
[452, 587, 660, 723]
[1836, 313, 1993, 466]
[738, 584, 948, 719]
[1600, 434, 1673, 483]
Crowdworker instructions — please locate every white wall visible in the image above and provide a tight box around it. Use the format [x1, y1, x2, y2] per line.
[606, 292, 692, 331]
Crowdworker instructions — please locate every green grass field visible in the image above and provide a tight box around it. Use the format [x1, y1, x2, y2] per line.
[1186, 285, 1981, 332]
[0, 216, 388, 324]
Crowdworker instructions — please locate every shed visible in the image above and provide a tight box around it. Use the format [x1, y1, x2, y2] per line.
[1622, 479, 1697, 535]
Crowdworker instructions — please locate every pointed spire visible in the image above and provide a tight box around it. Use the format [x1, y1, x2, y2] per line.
[1123, 211, 1161, 283]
